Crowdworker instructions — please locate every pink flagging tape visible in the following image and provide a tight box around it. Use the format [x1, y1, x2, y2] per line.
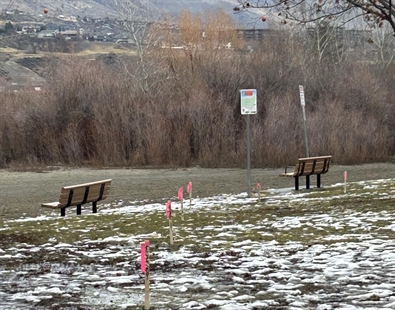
[187, 182, 192, 194]
[140, 240, 150, 273]
[166, 200, 172, 219]
[178, 187, 183, 201]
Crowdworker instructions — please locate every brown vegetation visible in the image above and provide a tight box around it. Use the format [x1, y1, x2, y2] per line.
[0, 11, 394, 169]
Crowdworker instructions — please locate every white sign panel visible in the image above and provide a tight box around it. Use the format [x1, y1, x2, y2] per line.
[299, 85, 305, 106]
[240, 89, 257, 115]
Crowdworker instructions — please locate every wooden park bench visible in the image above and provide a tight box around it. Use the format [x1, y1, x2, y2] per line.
[280, 156, 332, 190]
[41, 179, 112, 216]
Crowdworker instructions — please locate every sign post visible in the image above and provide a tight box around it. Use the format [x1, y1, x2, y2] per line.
[299, 85, 310, 157]
[240, 89, 257, 198]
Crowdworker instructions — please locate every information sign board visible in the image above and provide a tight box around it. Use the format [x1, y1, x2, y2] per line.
[240, 89, 257, 115]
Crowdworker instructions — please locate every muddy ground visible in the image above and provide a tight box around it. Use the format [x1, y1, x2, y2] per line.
[1, 163, 395, 219]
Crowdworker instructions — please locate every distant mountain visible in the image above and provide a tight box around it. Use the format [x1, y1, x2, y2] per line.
[0, 0, 269, 29]
[0, 0, 118, 19]
[152, 0, 269, 29]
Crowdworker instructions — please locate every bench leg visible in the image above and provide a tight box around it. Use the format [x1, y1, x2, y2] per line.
[306, 175, 310, 189]
[61, 208, 66, 217]
[317, 174, 321, 188]
[77, 205, 82, 215]
[92, 202, 97, 214]
[295, 177, 299, 190]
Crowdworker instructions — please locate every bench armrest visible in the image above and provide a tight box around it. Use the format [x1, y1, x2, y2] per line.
[280, 166, 296, 177]
[284, 166, 295, 174]
[41, 201, 60, 209]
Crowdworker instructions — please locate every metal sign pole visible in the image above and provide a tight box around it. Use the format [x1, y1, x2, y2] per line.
[299, 86, 310, 157]
[247, 114, 251, 197]
[240, 89, 257, 198]
[301, 106, 310, 157]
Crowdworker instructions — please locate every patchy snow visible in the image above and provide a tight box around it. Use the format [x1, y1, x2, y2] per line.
[1, 179, 395, 309]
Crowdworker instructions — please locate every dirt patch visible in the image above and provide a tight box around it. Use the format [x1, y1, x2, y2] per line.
[1, 163, 395, 219]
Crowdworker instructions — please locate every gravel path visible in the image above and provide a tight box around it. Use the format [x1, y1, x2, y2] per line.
[1, 163, 395, 219]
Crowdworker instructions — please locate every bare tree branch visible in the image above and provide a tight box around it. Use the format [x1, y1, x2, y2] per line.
[234, 0, 395, 34]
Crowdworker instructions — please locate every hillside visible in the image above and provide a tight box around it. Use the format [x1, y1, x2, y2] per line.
[0, 0, 270, 87]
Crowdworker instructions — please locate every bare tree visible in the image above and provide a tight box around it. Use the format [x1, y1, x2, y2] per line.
[364, 22, 395, 65]
[111, 0, 168, 93]
[233, 0, 395, 35]
[304, 20, 347, 63]
[170, 9, 241, 75]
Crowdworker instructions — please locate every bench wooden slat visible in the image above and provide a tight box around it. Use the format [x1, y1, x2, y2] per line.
[62, 179, 112, 190]
[295, 160, 330, 176]
[59, 189, 110, 204]
[59, 185, 110, 200]
[59, 188, 111, 206]
[298, 156, 332, 161]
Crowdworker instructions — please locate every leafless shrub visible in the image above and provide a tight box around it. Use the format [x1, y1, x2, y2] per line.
[0, 16, 394, 168]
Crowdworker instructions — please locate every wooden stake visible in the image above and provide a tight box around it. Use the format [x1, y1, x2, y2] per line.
[166, 201, 173, 245]
[0, 204, 5, 229]
[144, 243, 150, 309]
[181, 199, 184, 221]
[0, 193, 8, 228]
[344, 171, 347, 194]
[187, 182, 193, 209]
[256, 183, 262, 203]
[0, 214, 3, 229]
[178, 187, 184, 220]
[169, 218, 173, 245]
[140, 240, 150, 309]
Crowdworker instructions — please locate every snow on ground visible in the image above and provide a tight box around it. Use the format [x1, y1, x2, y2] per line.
[1, 179, 395, 309]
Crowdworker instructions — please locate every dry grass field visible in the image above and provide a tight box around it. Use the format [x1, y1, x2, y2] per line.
[1, 162, 395, 220]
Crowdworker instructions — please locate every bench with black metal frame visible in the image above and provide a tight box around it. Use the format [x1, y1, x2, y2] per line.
[280, 156, 332, 190]
[41, 179, 112, 216]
